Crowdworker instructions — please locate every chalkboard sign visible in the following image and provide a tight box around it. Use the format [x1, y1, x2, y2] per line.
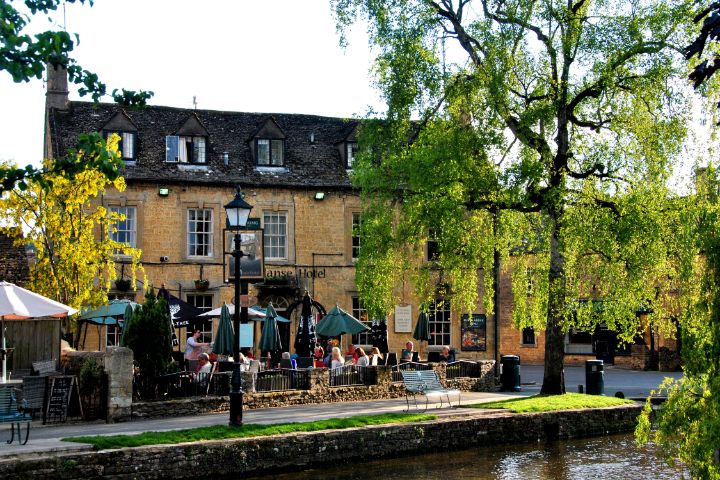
[44, 376, 82, 424]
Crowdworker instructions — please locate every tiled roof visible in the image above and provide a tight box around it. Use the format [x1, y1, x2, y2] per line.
[48, 102, 359, 189]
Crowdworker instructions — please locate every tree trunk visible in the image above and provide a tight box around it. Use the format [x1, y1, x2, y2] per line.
[541, 209, 566, 394]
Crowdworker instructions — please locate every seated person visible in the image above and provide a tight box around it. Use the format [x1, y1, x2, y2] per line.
[281, 351, 297, 369]
[313, 346, 326, 368]
[330, 347, 345, 370]
[345, 343, 359, 363]
[401, 341, 414, 362]
[369, 347, 384, 366]
[439, 345, 456, 363]
[240, 347, 254, 360]
[355, 347, 369, 367]
[193, 353, 213, 384]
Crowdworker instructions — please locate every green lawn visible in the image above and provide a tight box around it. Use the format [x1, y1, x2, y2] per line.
[63, 412, 436, 450]
[468, 393, 635, 413]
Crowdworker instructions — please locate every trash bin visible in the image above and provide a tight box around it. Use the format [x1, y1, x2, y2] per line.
[500, 355, 521, 392]
[585, 359, 604, 395]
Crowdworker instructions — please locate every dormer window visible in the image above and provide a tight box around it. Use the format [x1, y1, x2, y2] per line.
[346, 142, 358, 169]
[103, 131, 136, 161]
[257, 139, 284, 166]
[166, 136, 207, 164]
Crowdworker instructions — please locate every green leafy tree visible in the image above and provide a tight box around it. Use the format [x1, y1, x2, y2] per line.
[636, 6, 720, 477]
[123, 288, 173, 399]
[0, 134, 144, 330]
[0, 0, 153, 192]
[334, 0, 696, 393]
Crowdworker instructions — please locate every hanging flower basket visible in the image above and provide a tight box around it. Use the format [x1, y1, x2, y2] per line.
[114, 278, 131, 292]
[194, 279, 210, 291]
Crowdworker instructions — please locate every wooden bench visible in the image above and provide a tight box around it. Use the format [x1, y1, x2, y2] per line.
[0, 388, 32, 445]
[401, 370, 460, 412]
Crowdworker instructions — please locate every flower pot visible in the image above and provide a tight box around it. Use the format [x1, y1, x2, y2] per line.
[115, 279, 131, 291]
[194, 280, 209, 291]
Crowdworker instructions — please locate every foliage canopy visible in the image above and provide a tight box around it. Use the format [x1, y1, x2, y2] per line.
[334, 0, 698, 393]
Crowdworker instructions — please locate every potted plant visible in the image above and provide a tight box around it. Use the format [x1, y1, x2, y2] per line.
[114, 278, 131, 292]
[264, 275, 292, 286]
[194, 279, 210, 291]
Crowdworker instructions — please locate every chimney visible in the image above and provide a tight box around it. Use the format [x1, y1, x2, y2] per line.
[46, 63, 69, 110]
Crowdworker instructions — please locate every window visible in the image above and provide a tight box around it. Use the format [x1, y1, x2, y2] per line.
[187, 208, 213, 257]
[106, 324, 121, 347]
[187, 294, 214, 342]
[522, 327, 536, 345]
[428, 298, 451, 346]
[166, 136, 207, 163]
[351, 213, 361, 261]
[427, 229, 440, 261]
[346, 142, 358, 169]
[104, 131, 136, 160]
[257, 139, 284, 166]
[351, 297, 372, 346]
[263, 212, 287, 260]
[109, 206, 137, 248]
[187, 294, 213, 312]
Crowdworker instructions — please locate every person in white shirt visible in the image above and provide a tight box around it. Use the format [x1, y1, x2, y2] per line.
[185, 329, 209, 362]
[355, 347, 369, 367]
[330, 347, 345, 369]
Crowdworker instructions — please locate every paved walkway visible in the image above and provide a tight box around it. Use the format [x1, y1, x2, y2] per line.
[0, 365, 680, 460]
[0, 391, 526, 459]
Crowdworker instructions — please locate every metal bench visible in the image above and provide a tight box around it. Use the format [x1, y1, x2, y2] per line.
[401, 370, 460, 412]
[0, 388, 32, 445]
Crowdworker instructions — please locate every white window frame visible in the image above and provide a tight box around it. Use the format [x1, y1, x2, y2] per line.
[109, 206, 137, 248]
[186, 294, 215, 342]
[346, 142, 357, 169]
[263, 212, 287, 260]
[427, 298, 451, 347]
[352, 213, 361, 261]
[166, 136, 207, 163]
[187, 208, 213, 257]
[351, 297, 372, 346]
[104, 131, 136, 160]
[106, 324, 121, 347]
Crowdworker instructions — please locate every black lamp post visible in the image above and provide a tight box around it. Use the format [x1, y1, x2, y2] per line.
[224, 186, 253, 427]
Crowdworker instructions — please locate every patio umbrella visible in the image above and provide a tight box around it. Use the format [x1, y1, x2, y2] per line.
[79, 299, 139, 321]
[413, 312, 431, 360]
[315, 305, 370, 337]
[294, 292, 317, 357]
[120, 303, 135, 347]
[212, 304, 235, 356]
[0, 281, 78, 383]
[259, 302, 282, 354]
[250, 306, 290, 323]
[199, 304, 267, 319]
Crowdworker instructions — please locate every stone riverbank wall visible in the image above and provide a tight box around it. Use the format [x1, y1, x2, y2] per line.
[131, 361, 496, 419]
[0, 404, 642, 479]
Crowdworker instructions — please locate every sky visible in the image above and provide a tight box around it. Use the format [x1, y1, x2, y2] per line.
[0, 0, 382, 167]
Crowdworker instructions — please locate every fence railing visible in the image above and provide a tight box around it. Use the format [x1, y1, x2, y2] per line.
[445, 360, 481, 379]
[329, 365, 376, 387]
[391, 361, 432, 382]
[255, 369, 310, 392]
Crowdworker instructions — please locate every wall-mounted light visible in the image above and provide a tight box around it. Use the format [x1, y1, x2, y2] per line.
[158, 187, 170, 197]
[314, 192, 325, 201]
[310, 132, 315, 143]
[222, 152, 229, 165]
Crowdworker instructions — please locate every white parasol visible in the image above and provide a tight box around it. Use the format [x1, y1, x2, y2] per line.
[0, 281, 78, 383]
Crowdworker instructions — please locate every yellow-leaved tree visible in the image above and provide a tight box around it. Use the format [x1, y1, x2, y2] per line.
[0, 134, 144, 329]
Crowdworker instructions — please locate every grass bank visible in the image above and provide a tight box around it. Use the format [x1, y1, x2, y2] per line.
[469, 393, 634, 413]
[63, 412, 436, 450]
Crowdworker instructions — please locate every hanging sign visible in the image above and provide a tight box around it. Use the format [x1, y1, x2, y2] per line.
[394, 305, 412, 333]
[461, 314, 487, 351]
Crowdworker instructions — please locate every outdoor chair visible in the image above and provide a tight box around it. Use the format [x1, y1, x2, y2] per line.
[295, 357, 313, 369]
[427, 351, 441, 363]
[280, 359, 294, 369]
[385, 352, 398, 367]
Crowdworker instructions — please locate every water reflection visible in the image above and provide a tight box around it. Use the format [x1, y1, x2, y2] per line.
[245, 433, 687, 480]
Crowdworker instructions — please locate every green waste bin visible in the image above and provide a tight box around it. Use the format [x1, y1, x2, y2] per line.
[585, 359, 604, 395]
[500, 355, 521, 392]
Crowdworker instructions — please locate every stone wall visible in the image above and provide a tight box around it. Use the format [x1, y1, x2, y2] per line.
[0, 404, 642, 480]
[132, 362, 495, 419]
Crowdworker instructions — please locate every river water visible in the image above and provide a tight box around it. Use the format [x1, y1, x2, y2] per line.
[245, 433, 687, 480]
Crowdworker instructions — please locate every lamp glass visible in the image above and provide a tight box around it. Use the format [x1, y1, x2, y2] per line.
[224, 189, 253, 228]
[314, 192, 325, 200]
[158, 187, 170, 197]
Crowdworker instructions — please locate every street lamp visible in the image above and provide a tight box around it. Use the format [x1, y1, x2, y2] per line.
[224, 186, 253, 427]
